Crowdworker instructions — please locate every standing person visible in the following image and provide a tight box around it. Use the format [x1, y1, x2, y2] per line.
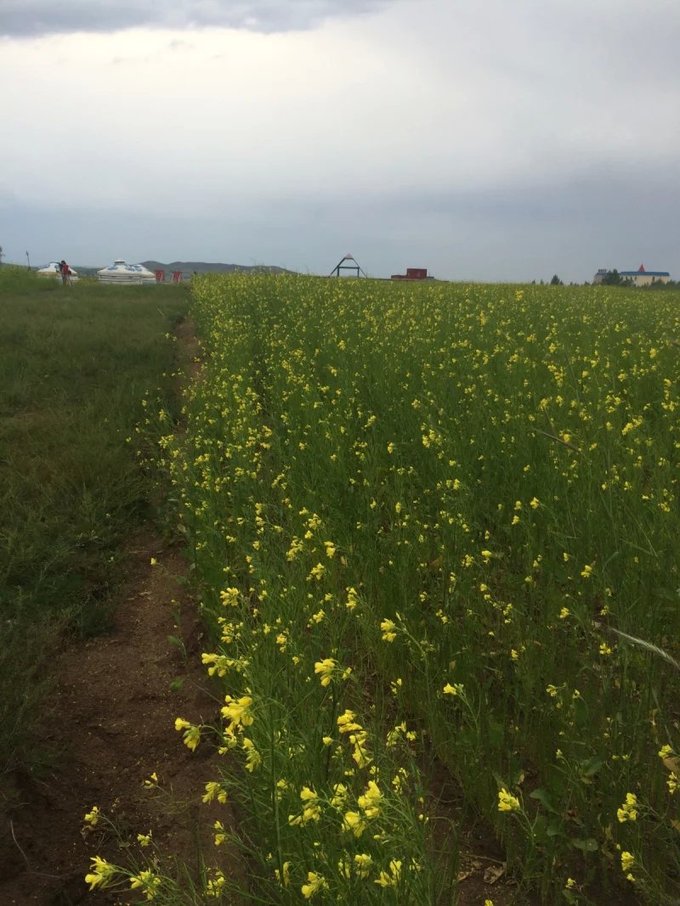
[59, 260, 71, 286]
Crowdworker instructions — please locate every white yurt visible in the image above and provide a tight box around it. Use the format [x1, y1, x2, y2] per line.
[37, 261, 79, 281]
[97, 259, 157, 285]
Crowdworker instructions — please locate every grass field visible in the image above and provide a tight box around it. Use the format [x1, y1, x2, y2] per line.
[0, 266, 189, 781]
[120, 274, 678, 905]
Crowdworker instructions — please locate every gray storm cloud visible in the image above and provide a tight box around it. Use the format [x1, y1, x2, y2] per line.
[2, 0, 680, 282]
[0, 0, 390, 37]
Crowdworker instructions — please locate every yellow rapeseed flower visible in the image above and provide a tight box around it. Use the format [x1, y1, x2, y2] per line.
[343, 810, 367, 837]
[620, 850, 635, 880]
[274, 861, 291, 887]
[205, 869, 227, 897]
[174, 718, 201, 751]
[380, 618, 397, 642]
[129, 868, 162, 899]
[358, 780, 383, 819]
[345, 587, 359, 610]
[330, 783, 348, 808]
[85, 855, 117, 890]
[289, 786, 321, 826]
[203, 781, 228, 803]
[443, 682, 464, 696]
[497, 788, 520, 812]
[337, 710, 362, 733]
[301, 871, 328, 899]
[617, 792, 638, 823]
[242, 737, 262, 772]
[375, 859, 402, 888]
[219, 587, 240, 606]
[221, 695, 254, 728]
[314, 658, 337, 687]
[213, 820, 227, 846]
[83, 805, 100, 826]
[351, 730, 372, 768]
[354, 853, 373, 877]
[308, 562, 326, 582]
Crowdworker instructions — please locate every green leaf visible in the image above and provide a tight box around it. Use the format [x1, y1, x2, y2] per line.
[579, 755, 605, 778]
[530, 788, 559, 814]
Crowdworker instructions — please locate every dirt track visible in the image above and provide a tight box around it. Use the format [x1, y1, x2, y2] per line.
[0, 537, 232, 904]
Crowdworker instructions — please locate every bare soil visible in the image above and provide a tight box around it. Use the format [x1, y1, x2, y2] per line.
[0, 537, 231, 905]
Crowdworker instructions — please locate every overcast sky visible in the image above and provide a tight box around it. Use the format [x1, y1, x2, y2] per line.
[1, 0, 679, 282]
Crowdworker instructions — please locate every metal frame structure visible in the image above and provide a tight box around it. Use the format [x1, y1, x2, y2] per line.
[329, 254, 367, 278]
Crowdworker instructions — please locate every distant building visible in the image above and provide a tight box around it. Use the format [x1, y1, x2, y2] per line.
[593, 264, 671, 286]
[391, 267, 430, 281]
[97, 259, 156, 285]
[619, 264, 671, 286]
[37, 261, 80, 282]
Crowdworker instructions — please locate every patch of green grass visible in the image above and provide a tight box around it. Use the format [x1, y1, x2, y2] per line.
[0, 266, 190, 774]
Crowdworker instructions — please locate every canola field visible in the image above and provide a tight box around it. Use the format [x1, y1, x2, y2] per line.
[158, 276, 678, 903]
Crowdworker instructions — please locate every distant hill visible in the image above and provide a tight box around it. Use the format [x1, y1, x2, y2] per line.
[68, 260, 298, 279]
[71, 266, 99, 277]
[142, 261, 297, 276]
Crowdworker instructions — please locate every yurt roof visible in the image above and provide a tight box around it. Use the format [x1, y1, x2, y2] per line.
[97, 259, 155, 276]
[37, 261, 79, 276]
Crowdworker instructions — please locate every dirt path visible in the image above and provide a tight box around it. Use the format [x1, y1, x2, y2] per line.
[0, 536, 230, 905]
